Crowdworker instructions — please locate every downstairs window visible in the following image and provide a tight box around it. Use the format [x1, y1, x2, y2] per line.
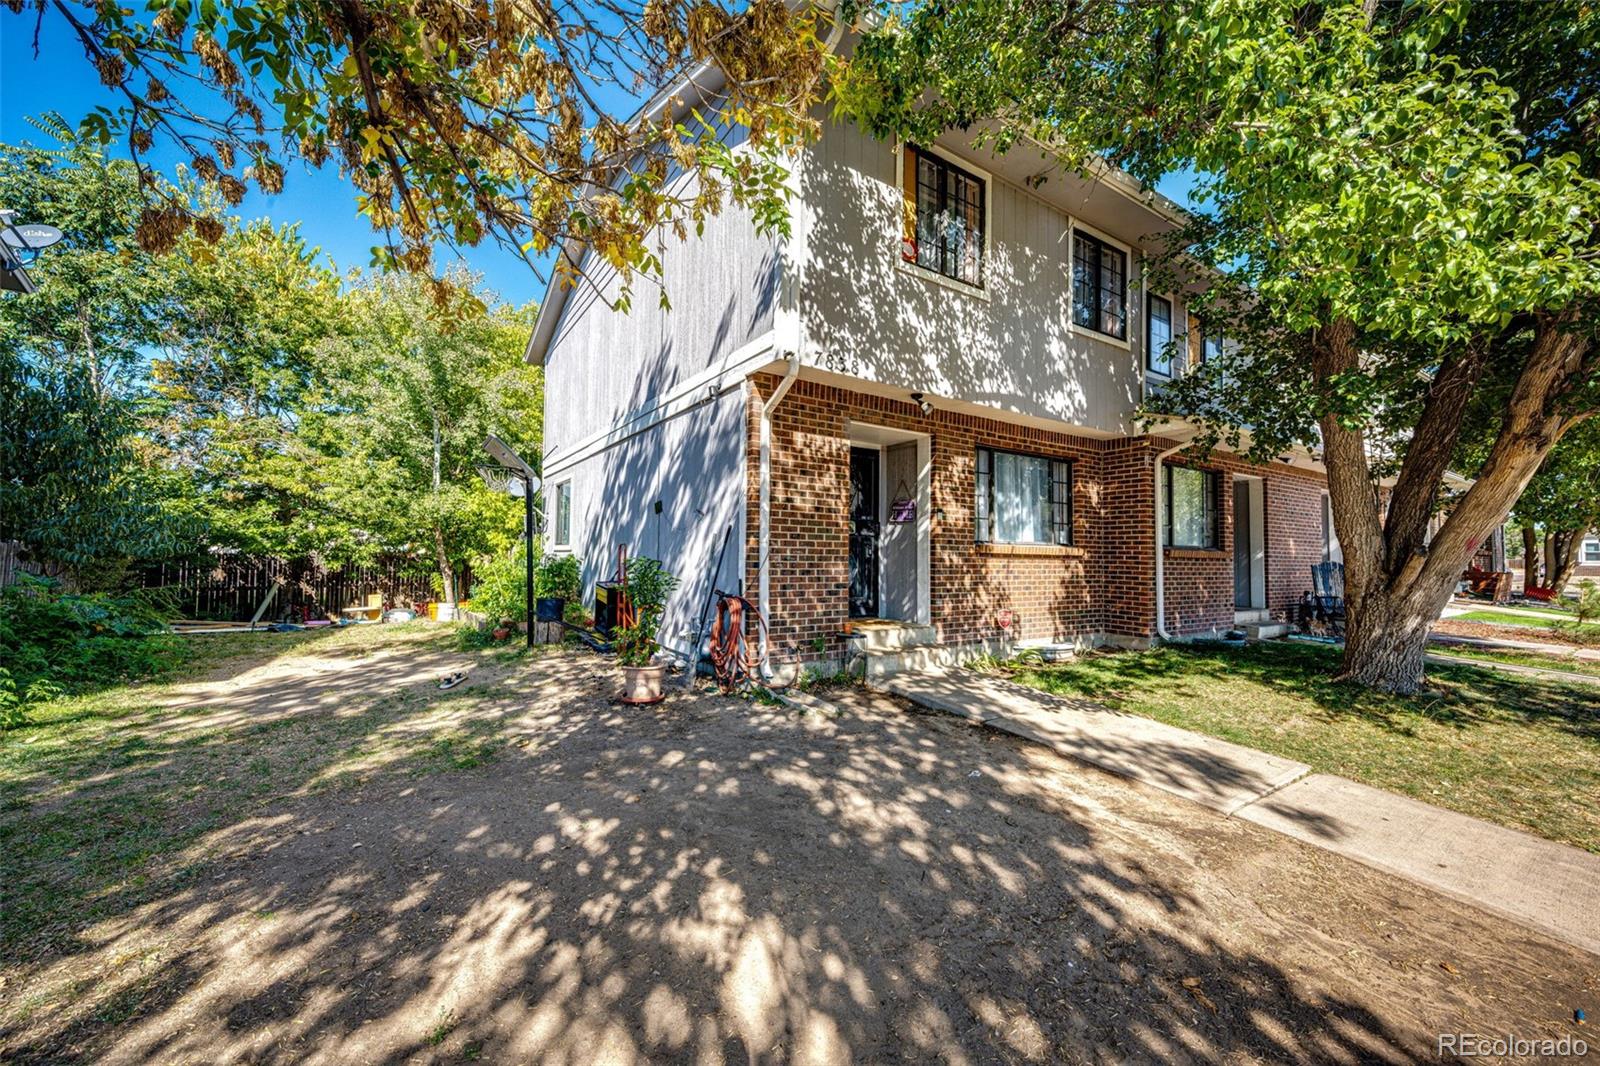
[1164, 466, 1220, 549]
[976, 447, 1073, 546]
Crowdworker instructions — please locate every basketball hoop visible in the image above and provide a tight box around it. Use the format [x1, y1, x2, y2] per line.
[478, 464, 514, 495]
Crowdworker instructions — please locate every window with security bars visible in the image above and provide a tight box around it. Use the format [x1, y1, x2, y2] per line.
[975, 447, 1073, 545]
[1072, 231, 1127, 339]
[903, 146, 985, 287]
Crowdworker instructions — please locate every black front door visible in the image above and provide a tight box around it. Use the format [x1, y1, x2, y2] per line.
[849, 447, 880, 618]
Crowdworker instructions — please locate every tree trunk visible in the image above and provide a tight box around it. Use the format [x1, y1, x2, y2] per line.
[1549, 530, 1584, 593]
[1314, 311, 1592, 691]
[433, 525, 456, 604]
[1521, 525, 1540, 589]
[1336, 590, 1439, 693]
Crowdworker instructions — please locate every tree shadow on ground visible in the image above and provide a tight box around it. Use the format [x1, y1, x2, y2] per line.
[2, 640, 1592, 1064]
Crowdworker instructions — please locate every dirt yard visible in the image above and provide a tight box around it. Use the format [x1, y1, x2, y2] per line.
[1, 626, 1594, 1064]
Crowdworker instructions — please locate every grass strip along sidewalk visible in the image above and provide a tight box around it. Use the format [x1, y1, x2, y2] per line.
[992, 641, 1600, 854]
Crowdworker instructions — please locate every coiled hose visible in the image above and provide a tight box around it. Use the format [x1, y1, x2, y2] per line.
[707, 590, 769, 691]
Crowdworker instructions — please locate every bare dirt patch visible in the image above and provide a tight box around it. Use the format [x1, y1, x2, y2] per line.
[2, 632, 1594, 1064]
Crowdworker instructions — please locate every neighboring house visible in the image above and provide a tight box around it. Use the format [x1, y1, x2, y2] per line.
[1512, 532, 1600, 589]
[526, 73, 1340, 677]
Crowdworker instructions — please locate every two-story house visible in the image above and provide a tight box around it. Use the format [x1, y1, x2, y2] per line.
[525, 72, 1339, 679]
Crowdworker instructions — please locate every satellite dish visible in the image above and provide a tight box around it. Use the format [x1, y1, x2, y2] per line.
[2, 224, 64, 251]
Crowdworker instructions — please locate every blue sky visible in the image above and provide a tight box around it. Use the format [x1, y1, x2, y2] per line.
[1, 14, 547, 306]
[4, 15, 1198, 312]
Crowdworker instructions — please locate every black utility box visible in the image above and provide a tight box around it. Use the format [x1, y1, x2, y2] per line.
[535, 597, 565, 624]
[593, 582, 631, 638]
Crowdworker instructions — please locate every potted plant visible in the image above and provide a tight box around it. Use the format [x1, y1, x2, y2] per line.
[614, 556, 678, 704]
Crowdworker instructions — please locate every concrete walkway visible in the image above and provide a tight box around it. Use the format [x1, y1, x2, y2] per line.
[880, 670, 1600, 959]
[881, 671, 1309, 815]
[1425, 650, 1600, 687]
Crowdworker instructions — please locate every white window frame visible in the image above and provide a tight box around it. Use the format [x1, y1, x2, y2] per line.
[1583, 538, 1600, 564]
[1066, 218, 1133, 350]
[894, 140, 994, 302]
[551, 479, 573, 551]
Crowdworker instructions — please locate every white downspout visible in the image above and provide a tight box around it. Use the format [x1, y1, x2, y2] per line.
[1153, 436, 1194, 643]
[758, 355, 801, 673]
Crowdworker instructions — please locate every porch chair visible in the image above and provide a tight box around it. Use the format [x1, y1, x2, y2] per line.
[1309, 561, 1346, 636]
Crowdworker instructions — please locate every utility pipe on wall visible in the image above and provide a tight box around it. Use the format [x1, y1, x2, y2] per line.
[758, 354, 801, 673]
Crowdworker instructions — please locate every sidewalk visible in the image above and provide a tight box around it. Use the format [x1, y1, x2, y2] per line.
[880, 670, 1600, 958]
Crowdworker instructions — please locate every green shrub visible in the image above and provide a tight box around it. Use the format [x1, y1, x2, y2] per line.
[470, 542, 530, 624]
[1574, 579, 1600, 627]
[535, 554, 582, 602]
[468, 548, 585, 627]
[0, 574, 179, 724]
[614, 556, 678, 667]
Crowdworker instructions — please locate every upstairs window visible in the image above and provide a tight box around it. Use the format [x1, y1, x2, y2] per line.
[1147, 294, 1177, 377]
[1164, 466, 1220, 549]
[902, 146, 985, 287]
[976, 447, 1073, 546]
[1584, 539, 1600, 563]
[1201, 332, 1226, 363]
[1072, 231, 1127, 340]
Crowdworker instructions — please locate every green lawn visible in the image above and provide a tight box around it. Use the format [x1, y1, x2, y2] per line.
[995, 642, 1600, 853]
[1450, 609, 1600, 640]
[1431, 646, 1600, 679]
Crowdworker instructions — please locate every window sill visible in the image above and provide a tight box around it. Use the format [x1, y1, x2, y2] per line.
[1165, 547, 1228, 560]
[1066, 321, 1130, 351]
[979, 543, 1084, 558]
[896, 257, 991, 302]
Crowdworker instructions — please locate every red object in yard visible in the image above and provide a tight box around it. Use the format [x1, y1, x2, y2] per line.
[1524, 585, 1559, 602]
[996, 608, 1014, 632]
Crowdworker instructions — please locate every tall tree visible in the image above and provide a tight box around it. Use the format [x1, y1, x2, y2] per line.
[838, 0, 1600, 691]
[0, 119, 172, 394]
[314, 271, 539, 602]
[147, 220, 347, 560]
[0, 128, 193, 584]
[5, 0, 826, 300]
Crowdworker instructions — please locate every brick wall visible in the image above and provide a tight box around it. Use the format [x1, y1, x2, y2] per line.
[745, 374, 1330, 659]
[1157, 448, 1331, 635]
[746, 375, 1108, 665]
[1099, 440, 1158, 639]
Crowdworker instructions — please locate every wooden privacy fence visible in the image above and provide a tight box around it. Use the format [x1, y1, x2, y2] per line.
[139, 555, 449, 622]
[0, 541, 48, 589]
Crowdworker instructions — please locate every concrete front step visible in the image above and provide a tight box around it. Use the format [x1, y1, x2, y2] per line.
[1234, 609, 1273, 625]
[847, 620, 937, 652]
[860, 644, 976, 682]
[1245, 622, 1289, 640]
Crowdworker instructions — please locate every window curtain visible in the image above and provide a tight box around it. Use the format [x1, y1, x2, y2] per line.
[993, 452, 1052, 544]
